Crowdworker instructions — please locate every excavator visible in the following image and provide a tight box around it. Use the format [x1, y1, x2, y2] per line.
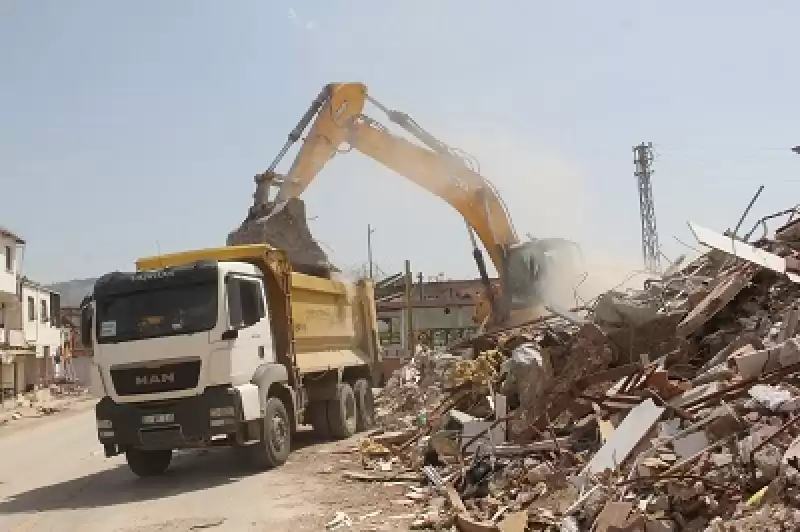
[247, 82, 579, 328]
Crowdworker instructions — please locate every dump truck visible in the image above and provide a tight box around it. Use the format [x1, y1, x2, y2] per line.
[80, 244, 380, 477]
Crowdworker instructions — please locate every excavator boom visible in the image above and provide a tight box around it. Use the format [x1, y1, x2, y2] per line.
[254, 82, 570, 325]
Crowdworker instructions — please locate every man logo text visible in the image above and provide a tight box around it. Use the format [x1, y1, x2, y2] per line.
[135, 373, 175, 385]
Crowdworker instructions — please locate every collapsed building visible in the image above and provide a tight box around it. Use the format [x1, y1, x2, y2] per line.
[341, 210, 800, 531]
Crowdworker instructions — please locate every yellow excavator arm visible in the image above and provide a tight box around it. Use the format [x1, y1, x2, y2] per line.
[252, 82, 570, 325]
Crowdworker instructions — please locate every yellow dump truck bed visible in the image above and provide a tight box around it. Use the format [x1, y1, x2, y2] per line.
[135, 245, 380, 377]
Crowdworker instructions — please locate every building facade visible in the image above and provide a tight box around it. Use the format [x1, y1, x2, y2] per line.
[375, 276, 488, 382]
[0, 226, 63, 399]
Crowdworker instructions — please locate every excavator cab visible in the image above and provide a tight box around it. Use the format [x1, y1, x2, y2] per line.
[504, 241, 545, 310]
[474, 238, 582, 327]
[506, 237, 582, 310]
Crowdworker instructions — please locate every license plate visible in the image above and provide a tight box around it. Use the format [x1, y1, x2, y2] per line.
[142, 413, 175, 424]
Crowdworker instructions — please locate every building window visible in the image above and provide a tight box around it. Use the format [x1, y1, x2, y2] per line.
[377, 316, 402, 347]
[41, 299, 48, 323]
[27, 296, 35, 322]
[4, 246, 11, 272]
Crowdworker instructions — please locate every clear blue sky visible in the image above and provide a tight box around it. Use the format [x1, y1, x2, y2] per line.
[3, 1, 800, 284]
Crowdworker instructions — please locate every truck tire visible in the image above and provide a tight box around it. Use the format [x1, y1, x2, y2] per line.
[125, 448, 172, 477]
[328, 383, 357, 440]
[251, 397, 292, 469]
[308, 401, 332, 440]
[353, 378, 375, 432]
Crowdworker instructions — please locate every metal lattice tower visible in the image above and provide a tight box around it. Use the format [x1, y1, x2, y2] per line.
[633, 142, 661, 273]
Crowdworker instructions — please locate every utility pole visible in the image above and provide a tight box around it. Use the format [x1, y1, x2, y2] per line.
[404, 260, 415, 357]
[633, 142, 661, 273]
[367, 224, 376, 279]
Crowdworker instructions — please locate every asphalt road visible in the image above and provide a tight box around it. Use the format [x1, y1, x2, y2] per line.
[0, 406, 380, 532]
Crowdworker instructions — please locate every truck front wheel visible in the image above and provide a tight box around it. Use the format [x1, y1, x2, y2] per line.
[251, 397, 292, 469]
[328, 383, 357, 440]
[125, 448, 172, 477]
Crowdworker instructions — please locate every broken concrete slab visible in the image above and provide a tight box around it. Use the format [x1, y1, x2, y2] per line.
[672, 432, 710, 460]
[676, 265, 759, 338]
[688, 221, 800, 283]
[574, 399, 665, 489]
[669, 382, 723, 409]
[594, 292, 661, 327]
[730, 337, 800, 379]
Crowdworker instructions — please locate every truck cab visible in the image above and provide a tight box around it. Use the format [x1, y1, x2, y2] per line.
[83, 245, 379, 477]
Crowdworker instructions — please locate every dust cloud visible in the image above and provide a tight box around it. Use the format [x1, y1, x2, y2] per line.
[436, 128, 649, 307]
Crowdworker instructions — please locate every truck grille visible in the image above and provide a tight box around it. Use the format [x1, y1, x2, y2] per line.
[111, 360, 201, 396]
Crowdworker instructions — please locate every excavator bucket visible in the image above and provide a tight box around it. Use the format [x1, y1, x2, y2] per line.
[228, 195, 335, 278]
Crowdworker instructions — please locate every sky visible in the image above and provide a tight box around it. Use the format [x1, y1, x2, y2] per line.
[3, 1, 800, 290]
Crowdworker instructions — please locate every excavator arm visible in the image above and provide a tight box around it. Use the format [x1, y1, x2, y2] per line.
[254, 82, 557, 325]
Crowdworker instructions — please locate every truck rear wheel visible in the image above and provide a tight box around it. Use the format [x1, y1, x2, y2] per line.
[251, 397, 292, 469]
[328, 383, 358, 440]
[125, 448, 172, 477]
[353, 378, 375, 432]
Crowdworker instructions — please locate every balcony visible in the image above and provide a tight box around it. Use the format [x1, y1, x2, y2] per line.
[0, 269, 16, 299]
[0, 329, 25, 347]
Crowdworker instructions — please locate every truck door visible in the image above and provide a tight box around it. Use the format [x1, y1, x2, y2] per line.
[225, 275, 274, 383]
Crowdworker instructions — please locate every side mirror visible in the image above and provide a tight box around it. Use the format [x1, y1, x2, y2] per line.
[221, 329, 239, 341]
[80, 306, 93, 347]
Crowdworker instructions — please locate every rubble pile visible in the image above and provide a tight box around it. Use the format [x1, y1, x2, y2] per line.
[347, 214, 800, 531]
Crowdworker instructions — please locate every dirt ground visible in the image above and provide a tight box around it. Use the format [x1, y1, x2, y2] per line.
[0, 401, 413, 532]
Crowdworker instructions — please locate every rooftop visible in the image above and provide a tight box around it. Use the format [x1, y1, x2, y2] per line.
[19, 276, 58, 294]
[0, 226, 25, 245]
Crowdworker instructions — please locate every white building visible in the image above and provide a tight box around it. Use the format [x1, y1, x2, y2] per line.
[0, 227, 63, 398]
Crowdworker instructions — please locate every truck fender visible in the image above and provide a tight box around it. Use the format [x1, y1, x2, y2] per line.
[234, 383, 261, 421]
[251, 363, 295, 418]
[251, 363, 289, 390]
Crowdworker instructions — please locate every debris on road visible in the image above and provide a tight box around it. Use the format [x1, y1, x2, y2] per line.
[0, 388, 91, 426]
[326, 511, 354, 530]
[345, 209, 800, 530]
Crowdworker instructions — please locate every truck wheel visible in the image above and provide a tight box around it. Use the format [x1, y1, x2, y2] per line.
[125, 448, 172, 477]
[353, 379, 375, 432]
[251, 397, 292, 469]
[308, 401, 331, 440]
[327, 383, 357, 440]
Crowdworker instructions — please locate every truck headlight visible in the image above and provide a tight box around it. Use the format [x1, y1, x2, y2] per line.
[97, 419, 113, 429]
[209, 407, 235, 418]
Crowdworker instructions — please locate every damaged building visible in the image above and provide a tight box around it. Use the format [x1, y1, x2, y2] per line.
[338, 208, 800, 532]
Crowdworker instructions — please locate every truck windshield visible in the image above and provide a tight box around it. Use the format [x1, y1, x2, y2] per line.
[95, 281, 218, 344]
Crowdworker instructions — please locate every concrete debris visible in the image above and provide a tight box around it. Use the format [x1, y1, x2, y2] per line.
[1, 391, 89, 426]
[325, 511, 353, 530]
[341, 211, 800, 530]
